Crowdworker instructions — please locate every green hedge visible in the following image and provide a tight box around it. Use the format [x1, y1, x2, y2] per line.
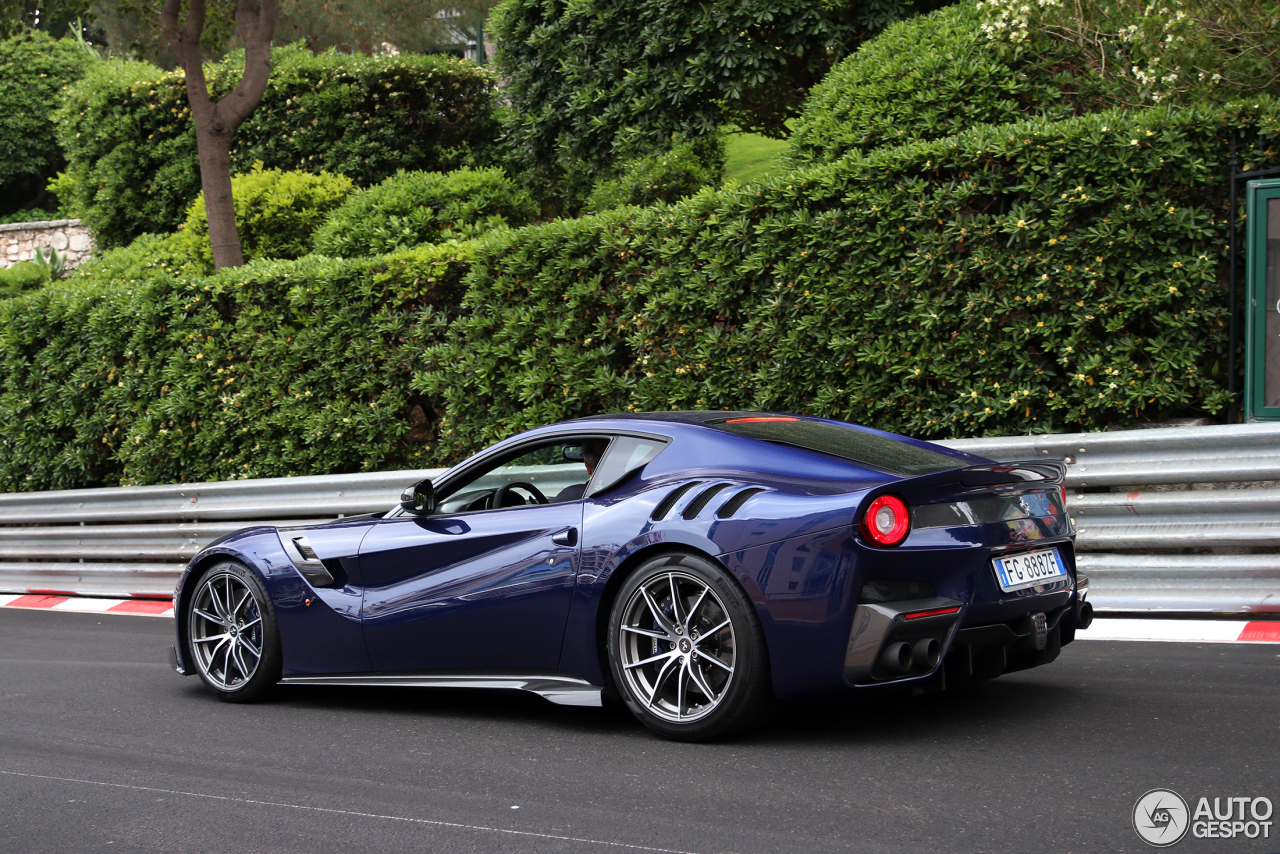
[787, 4, 1089, 166]
[0, 238, 472, 490]
[54, 45, 498, 249]
[0, 30, 93, 218]
[5, 99, 1273, 489]
[416, 100, 1276, 461]
[584, 140, 725, 214]
[0, 260, 51, 298]
[490, 0, 920, 212]
[312, 168, 537, 258]
[178, 164, 354, 270]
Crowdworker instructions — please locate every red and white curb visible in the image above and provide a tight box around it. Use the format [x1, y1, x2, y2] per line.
[1, 594, 1278, 641]
[1078, 618, 1280, 644]
[0, 593, 173, 617]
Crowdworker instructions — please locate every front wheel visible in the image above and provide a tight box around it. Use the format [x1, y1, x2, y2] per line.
[186, 560, 282, 702]
[607, 552, 775, 741]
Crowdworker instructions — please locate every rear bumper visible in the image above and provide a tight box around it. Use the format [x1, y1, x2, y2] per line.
[943, 603, 1071, 687]
[843, 589, 1081, 693]
[844, 598, 964, 685]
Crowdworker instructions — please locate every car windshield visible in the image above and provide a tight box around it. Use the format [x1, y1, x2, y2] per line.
[709, 416, 960, 476]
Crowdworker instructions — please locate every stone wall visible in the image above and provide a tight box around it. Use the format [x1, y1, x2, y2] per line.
[0, 219, 93, 270]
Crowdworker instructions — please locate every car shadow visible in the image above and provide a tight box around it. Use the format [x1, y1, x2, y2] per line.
[237, 670, 1084, 747]
[272, 683, 644, 736]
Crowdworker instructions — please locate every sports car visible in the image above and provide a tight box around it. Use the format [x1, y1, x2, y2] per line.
[169, 411, 1091, 741]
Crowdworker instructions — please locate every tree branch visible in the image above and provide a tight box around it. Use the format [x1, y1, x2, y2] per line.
[217, 0, 279, 129]
[159, 0, 206, 70]
[161, 0, 212, 114]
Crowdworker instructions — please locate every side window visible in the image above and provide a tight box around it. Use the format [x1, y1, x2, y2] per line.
[435, 439, 605, 513]
[588, 436, 668, 496]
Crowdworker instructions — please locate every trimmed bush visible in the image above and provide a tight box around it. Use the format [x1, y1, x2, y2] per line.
[70, 231, 203, 285]
[55, 44, 498, 248]
[787, 4, 1088, 165]
[416, 100, 1277, 461]
[6, 98, 1274, 489]
[0, 30, 93, 218]
[789, 0, 1280, 168]
[0, 260, 50, 298]
[584, 140, 725, 214]
[0, 240, 473, 490]
[313, 168, 537, 258]
[980, 0, 1280, 107]
[111, 244, 472, 485]
[178, 164, 353, 270]
[491, 0, 924, 212]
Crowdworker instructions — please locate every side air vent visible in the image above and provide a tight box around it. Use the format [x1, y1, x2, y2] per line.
[859, 579, 936, 604]
[682, 482, 733, 520]
[715, 487, 767, 519]
[651, 481, 703, 521]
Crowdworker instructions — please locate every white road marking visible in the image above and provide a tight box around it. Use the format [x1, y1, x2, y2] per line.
[0, 770, 708, 854]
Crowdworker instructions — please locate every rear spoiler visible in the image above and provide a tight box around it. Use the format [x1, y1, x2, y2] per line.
[958, 460, 1065, 488]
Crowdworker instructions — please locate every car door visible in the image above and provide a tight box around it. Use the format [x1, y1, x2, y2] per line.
[357, 438, 599, 673]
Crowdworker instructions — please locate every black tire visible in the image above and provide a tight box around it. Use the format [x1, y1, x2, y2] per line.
[185, 560, 282, 703]
[607, 552, 776, 741]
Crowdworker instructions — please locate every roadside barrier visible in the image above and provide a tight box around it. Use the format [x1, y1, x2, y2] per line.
[0, 469, 440, 599]
[940, 422, 1280, 614]
[0, 422, 1276, 613]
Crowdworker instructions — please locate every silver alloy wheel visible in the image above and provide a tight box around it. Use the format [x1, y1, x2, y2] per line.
[190, 570, 265, 691]
[617, 570, 737, 723]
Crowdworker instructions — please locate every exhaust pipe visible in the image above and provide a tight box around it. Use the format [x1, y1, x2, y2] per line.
[879, 641, 913, 674]
[912, 637, 941, 670]
[1077, 600, 1094, 630]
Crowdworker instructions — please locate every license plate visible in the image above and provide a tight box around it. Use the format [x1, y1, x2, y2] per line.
[992, 547, 1067, 593]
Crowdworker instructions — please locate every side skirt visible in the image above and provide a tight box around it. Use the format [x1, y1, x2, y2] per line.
[278, 672, 604, 707]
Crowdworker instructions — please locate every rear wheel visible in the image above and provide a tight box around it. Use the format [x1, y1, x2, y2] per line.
[186, 561, 282, 702]
[607, 552, 775, 741]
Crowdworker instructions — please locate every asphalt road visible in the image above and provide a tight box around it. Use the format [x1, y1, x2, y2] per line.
[1, 608, 1278, 854]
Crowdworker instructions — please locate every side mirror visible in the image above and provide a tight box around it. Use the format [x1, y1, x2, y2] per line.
[399, 479, 435, 514]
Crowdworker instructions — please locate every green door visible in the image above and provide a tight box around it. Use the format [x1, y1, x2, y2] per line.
[1246, 180, 1280, 421]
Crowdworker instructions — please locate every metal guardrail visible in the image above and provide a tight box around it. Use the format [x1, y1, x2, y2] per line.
[0, 423, 1276, 613]
[0, 469, 440, 598]
[939, 422, 1280, 614]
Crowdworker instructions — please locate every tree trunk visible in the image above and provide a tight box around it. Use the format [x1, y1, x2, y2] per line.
[193, 114, 243, 268]
[161, 0, 278, 271]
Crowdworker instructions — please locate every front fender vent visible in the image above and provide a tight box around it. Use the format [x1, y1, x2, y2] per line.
[682, 482, 733, 520]
[651, 481, 703, 521]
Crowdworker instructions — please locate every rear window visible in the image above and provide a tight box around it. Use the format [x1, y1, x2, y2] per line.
[710, 416, 960, 476]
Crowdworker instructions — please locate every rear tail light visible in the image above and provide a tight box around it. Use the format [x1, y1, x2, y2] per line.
[1060, 484, 1067, 510]
[860, 495, 910, 547]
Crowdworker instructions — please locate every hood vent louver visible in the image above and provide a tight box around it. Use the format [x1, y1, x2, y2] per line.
[682, 482, 733, 520]
[715, 487, 767, 519]
[651, 481, 703, 521]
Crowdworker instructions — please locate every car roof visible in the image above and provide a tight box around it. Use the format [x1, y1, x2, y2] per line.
[560, 410, 988, 478]
[572, 410, 773, 425]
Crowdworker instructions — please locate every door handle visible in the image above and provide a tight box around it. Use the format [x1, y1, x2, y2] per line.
[552, 527, 578, 546]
